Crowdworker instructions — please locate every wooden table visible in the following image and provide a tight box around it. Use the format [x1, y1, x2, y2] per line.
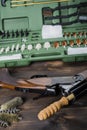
[0, 61, 87, 130]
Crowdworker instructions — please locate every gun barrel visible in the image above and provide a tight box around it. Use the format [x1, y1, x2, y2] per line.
[78, 70, 87, 80]
[68, 80, 87, 99]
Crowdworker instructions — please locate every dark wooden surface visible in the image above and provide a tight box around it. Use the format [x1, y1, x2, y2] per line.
[0, 61, 87, 130]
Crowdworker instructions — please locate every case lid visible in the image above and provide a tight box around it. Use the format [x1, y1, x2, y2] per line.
[0, 0, 87, 32]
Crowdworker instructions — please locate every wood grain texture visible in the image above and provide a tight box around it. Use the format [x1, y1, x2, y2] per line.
[0, 89, 86, 130]
[10, 61, 87, 78]
[0, 61, 87, 130]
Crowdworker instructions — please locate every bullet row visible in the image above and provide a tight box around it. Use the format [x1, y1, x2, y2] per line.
[53, 39, 87, 47]
[1, 29, 29, 39]
[0, 39, 87, 54]
[0, 42, 51, 54]
[63, 31, 87, 38]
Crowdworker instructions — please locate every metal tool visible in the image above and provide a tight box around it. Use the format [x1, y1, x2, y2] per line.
[11, 0, 69, 7]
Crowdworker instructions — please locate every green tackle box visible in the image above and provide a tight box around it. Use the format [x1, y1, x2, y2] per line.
[0, 0, 87, 67]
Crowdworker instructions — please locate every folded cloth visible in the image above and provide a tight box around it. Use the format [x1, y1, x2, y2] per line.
[42, 25, 63, 39]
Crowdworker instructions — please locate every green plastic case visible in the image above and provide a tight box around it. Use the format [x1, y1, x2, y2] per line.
[0, 0, 87, 67]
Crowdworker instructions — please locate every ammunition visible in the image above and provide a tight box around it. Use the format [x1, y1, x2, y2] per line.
[83, 39, 87, 46]
[53, 41, 59, 48]
[44, 42, 51, 49]
[78, 32, 82, 37]
[35, 43, 41, 50]
[21, 44, 26, 52]
[11, 44, 15, 52]
[70, 40, 74, 47]
[5, 46, 10, 53]
[0, 48, 4, 54]
[27, 44, 33, 50]
[76, 39, 81, 46]
[16, 44, 20, 52]
[67, 32, 71, 37]
[0, 97, 23, 111]
[83, 32, 87, 37]
[72, 32, 77, 38]
[62, 41, 67, 47]
[63, 32, 67, 38]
